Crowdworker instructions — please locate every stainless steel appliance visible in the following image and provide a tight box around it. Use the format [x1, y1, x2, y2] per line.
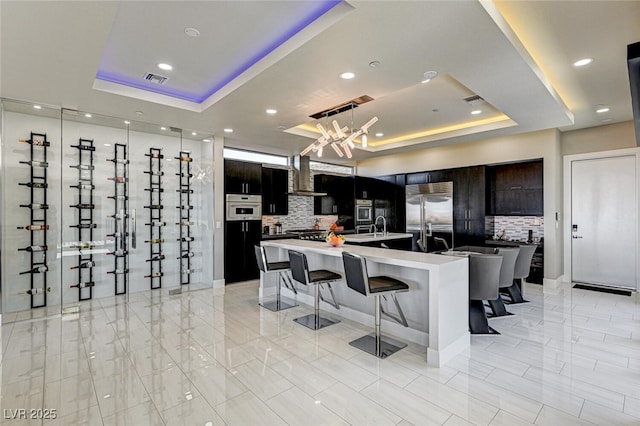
[286, 229, 327, 241]
[355, 199, 373, 222]
[406, 182, 453, 252]
[226, 194, 262, 221]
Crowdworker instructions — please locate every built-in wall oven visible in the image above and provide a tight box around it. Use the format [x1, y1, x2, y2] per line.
[226, 194, 262, 221]
[355, 199, 373, 232]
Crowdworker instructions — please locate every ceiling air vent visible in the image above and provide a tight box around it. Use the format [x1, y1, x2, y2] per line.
[143, 72, 169, 85]
[464, 95, 485, 106]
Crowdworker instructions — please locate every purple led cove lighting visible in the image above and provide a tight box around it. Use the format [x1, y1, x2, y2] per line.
[95, 0, 342, 104]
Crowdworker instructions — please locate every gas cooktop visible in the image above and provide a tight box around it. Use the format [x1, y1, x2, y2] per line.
[285, 229, 328, 241]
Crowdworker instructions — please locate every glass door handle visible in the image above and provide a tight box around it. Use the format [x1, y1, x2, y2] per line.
[131, 209, 137, 249]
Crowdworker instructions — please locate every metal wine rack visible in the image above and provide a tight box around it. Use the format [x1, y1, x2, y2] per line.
[108, 143, 129, 295]
[17, 132, 49, 308]
[176, 151, 193, 285]
[144, 147, 164, 289]
[69, 138, 96, 300]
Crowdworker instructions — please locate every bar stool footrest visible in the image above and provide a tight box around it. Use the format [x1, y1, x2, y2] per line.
[349, 333, 407, 359]
[260, 298, 298, 312]
[293, 313, 339, 330]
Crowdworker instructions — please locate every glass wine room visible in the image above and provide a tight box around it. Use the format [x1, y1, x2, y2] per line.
[0, 98, 216, 323]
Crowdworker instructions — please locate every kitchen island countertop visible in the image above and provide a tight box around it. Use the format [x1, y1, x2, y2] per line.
[260, 239, 469, 367]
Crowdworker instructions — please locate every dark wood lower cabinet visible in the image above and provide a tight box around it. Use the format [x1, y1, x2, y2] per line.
[225, 220, 261, 283]
[345, 237, 412, 251]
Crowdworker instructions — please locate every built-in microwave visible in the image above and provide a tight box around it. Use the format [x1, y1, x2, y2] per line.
[226, 194, 262, 221]
[355, 199, 373, 224]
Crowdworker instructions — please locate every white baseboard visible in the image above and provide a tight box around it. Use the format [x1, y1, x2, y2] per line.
[427, 333, 470, 367]
[213, 279, 226, 290]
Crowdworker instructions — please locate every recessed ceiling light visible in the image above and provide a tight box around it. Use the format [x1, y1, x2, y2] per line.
[573, 58, 593, 67]
[124, 120, 130, 124]
[104, 143, 111, 147]
[161, 126, 167, 131]
[277, 125, 287, 130]
[33, 105, 42, 109]
[369, 61, 380, 68]
[421, 70, 438, 83]
[85, 113, 92, 118]
[202, 138, 212, 142]
[601, 118, 613, 123]
[224, 128, 233, 133]
[375, 132, 384, 137]
[191, 132, 197, 136]
[596, 106, 610, 113]
[184, 27, 200, 38]
[471, 110, 482, 115]
[340, 72, 355, 80]
[157, 63, 173, 71]
[135, 111, 143, 115]
[265, 109, 277, 115]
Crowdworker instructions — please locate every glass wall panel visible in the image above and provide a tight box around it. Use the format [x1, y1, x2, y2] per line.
[60, 109, 129, 309]
[1, 98, 216, 323]
[1, 100, 63, 321]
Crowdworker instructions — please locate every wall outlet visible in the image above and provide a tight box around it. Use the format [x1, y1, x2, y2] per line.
[533, 218, 540, 226]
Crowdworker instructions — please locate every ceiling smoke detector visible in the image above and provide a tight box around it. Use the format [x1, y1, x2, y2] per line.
[143, 72, 169, 85]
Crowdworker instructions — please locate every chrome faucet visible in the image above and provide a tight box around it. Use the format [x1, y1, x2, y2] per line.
[374, 215, 387, 237]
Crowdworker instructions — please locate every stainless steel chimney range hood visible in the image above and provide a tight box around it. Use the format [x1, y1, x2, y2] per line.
[288, 155, 327, 196]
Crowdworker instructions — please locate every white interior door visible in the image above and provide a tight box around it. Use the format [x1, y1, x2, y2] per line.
[571, 155, 637, 289]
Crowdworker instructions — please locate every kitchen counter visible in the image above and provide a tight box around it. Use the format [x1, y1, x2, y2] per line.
[260, 239, 470, 367]
[485, 239, 542, 247]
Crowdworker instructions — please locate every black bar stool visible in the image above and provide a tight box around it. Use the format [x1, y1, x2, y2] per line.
[469, 253, 502, 334]
[502, 244, 537, 304]
[288, 250, 341, 330]
[487, 247, 519, 317]
[255, 245, 297, 312]
[341, 252, 409, 358]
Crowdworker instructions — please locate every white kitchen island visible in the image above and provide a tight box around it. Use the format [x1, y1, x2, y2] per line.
[260, 239, 470, 367]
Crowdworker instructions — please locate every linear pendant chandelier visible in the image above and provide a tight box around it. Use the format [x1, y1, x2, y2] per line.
[300, 103, 378, 159]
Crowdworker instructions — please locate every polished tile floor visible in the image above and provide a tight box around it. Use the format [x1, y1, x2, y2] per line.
[1, 281, 639, 425]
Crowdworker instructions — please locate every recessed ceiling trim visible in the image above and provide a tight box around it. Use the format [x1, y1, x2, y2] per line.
[94, 1, 354, 112]
[480, 1, 574, 126]
[367, 115, 517, 151]
[92, 78, 204, 112]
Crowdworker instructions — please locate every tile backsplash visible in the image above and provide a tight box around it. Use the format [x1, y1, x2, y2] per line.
[486, 215, 544, 242]
[261, 164, 346, 233]
[262, 198, 337, 233]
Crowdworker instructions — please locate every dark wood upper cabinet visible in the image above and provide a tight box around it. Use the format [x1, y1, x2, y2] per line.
[262, 167, 288, 215]
[224, 159, 262, 195]
[313, 174, 354, 215]
[487, 160, 543, 216]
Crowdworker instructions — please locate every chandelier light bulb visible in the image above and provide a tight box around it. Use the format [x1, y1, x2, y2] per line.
[362, 134, 368, 148]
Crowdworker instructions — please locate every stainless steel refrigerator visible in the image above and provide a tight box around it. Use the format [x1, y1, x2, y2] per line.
[406, 182, 453, 252]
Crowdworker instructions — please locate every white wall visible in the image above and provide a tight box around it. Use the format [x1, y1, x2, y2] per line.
[562, 121, 636, 156]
